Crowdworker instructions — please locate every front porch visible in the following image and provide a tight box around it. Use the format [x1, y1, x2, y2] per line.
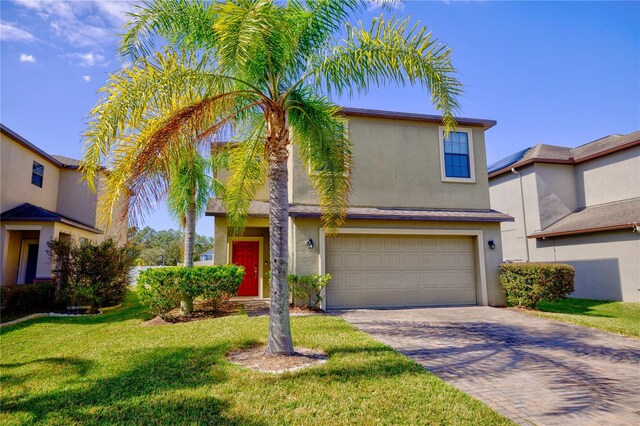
[214, 217, 271, 298]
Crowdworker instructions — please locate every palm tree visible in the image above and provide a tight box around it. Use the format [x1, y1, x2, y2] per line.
[167, 150, 214, 314]
[82, 0, 462, 356]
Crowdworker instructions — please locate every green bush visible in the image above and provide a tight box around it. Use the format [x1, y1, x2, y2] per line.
[499, 263, 575, 308]
[0, 282, 59, 316]
[137, 265, 244, 319]
[288, 274, 332, 310]
[48, 238, 139, 307]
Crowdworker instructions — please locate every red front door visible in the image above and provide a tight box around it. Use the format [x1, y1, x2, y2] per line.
[232, 241, 259, 296]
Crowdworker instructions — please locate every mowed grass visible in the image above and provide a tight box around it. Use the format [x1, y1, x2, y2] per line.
[0, 292, 512, 425]
[529, 298, 640, 337]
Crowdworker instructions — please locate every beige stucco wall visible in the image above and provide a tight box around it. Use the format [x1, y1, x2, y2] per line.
[575, 146, 640, 207]
[534, 163, 578, 229]
[56, 169, 98, 227]
[489, 165, 540, 262]
[290, 117, 491, 210]
[1, 133, 60, 213]
[530, 230, 639, 302]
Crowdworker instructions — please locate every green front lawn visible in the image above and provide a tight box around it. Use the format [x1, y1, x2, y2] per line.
[1, 293, 512, 425]
[529, 298, 640, 337]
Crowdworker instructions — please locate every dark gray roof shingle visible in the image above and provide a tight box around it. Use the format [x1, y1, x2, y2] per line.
[1, 203, 102, 234]
[206, 199, 513, 223]
[528, 198, 640, 238]
[488, 130, 640, 178]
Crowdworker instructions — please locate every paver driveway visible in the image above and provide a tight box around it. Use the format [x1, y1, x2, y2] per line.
[337, 306, 640, 426]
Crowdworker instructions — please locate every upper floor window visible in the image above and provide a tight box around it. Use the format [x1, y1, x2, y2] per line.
[439, 127, 475, 183]
[31, 161, 44, 187]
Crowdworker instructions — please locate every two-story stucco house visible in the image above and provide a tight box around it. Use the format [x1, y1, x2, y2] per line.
[0, 124, 126, 285]
[488, 131, 640, 302]
[207, 108, 513, 309]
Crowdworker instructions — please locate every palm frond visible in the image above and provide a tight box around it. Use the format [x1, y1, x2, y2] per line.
[287, 89, 352, 232]
[222, 113, 268, 234]
[310, 15, 462, 130]
[119, 0, 218, 61]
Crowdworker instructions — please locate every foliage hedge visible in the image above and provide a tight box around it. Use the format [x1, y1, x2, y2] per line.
[499, 263, 575, 308]
[48, 238, 138, 307]
[137, 265, 244, 319]
[0, 282, 60, 317]
[288, 274, 332, 310]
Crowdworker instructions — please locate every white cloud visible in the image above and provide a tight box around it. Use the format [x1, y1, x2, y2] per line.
[0, 21, 36, 42]
[11, 0, 138, 48]
[83, 75, 91, 82]
[65, 51, 108, 67]
[19, 53, 36, 63]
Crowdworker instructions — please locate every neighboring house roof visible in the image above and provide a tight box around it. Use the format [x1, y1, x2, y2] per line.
[0, 203, 103, 234]
[199, 249, 214, 257]
[488, 130, 640, 178]
[528, 198, 640, 239]
[206, 199, 513, 223]
[51, 155, 82, 169]
[340, 107, 497, 129]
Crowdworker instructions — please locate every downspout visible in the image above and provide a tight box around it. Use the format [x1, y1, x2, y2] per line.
[511, 167, 530, 262]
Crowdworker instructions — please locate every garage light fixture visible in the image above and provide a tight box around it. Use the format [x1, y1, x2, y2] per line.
[307, 239, 314, 249]
[488, 240, 496, 250]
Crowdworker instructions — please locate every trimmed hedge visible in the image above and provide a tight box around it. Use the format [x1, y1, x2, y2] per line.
[48, 238, 138, 307]
[0, 282, 60, 316]
[288, 274, 332, 310]
[137, 265, 244, 319]
[499, 263, 575, 308]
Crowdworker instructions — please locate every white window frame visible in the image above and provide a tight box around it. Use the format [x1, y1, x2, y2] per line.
[438, 126, 476, 183]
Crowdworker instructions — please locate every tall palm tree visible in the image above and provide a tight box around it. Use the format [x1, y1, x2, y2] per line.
[167, 150, 214, 314]
[82, 0, 462, 356]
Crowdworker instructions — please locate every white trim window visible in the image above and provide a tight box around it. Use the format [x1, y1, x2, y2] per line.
[439, 127, 476, 183]
[31, 161, 44, 187]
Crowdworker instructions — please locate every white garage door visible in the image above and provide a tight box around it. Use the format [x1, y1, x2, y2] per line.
[325, 234, 476, 309]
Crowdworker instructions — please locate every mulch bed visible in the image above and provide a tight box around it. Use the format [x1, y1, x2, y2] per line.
[142, 300, 324, 326]
[227, 345, 328, 374]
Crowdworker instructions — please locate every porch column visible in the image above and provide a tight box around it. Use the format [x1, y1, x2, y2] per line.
[35, 224, 56, 280]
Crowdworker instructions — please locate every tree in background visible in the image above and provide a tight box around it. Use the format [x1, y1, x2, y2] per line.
[129, 227, 214, 266]
[83, 0, 462, 355]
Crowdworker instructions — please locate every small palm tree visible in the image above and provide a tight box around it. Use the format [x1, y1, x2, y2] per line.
[83, 0, 462, 356]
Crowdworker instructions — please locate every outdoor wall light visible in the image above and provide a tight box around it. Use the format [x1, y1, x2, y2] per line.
[488, 240, 496, 250]
[307, 239, 314, 249]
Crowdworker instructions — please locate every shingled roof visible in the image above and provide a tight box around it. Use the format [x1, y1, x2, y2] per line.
[206, 199, 513, 223]
[528, 198, 640, 239]
[488, 130, 640, 178]
[0, 203, 102, 234]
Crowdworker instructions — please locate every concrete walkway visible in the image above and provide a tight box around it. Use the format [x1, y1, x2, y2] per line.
[337, 306, 640, 426]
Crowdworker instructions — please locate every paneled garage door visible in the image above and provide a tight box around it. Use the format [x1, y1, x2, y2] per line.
[325, 234, 476, 309]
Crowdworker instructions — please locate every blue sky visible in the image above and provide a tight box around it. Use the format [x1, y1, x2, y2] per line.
[1, 0, 639, 237]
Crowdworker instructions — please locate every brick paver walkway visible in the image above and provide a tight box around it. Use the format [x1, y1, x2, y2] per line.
[337, 306, 640, 425]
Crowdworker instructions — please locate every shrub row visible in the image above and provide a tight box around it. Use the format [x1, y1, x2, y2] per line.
[499, 262, 575, 308]
[288, 274, 332, 310]
[137, 265, 245, 319]
[48, 238, 138, 307]
[1, 282, 60, 316]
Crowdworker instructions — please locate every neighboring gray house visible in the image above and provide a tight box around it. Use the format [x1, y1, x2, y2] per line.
[488, 131, 640, 302]
[199, 249, 214, 262]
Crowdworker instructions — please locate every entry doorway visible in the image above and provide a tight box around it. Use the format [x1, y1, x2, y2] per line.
[231, 240, 260, 297]
[18, 239, 39, 284]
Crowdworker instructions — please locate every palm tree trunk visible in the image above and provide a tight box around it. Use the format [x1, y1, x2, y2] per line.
[266, 114, 295, 356]
[180, 198, 196, 315]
